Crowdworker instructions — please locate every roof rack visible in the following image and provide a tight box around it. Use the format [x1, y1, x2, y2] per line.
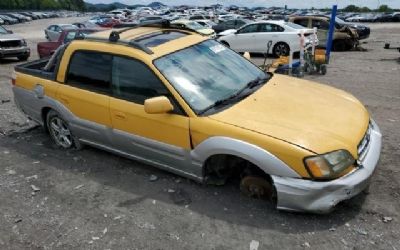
[78, 20, 203, 55]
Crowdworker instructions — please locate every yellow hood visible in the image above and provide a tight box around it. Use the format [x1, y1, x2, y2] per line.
[209, 74, 370, 157]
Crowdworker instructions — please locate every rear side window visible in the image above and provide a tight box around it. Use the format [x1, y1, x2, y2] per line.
[66, 51, 112, 94]
[111, 56, 169, 104]
[238, 24, 258, 34]
[258, 23, 284, 32]
[312, 20, 330, 30]
[293, 19, 309, 28]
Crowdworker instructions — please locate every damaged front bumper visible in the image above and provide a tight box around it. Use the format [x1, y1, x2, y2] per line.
[271, 120, 382, 213]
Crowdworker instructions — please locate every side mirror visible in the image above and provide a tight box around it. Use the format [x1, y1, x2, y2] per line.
[144, 96, 173, 114]
[7, 30, 13, 34]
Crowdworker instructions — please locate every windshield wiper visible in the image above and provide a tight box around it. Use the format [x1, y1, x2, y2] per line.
[198, 74, 270, 115]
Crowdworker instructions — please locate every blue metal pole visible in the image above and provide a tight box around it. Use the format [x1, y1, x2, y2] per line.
[325, 5, 337, 63]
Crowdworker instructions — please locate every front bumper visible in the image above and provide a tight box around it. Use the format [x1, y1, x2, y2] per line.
[0, 47, 30, 58]
[271, 119, 382, 213]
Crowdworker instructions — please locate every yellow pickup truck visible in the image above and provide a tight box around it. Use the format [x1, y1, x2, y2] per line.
[12, 21, 381, 213]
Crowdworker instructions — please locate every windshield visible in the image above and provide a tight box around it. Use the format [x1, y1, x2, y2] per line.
[64, 30, 95, 43]
[0, 26, 7, 34]
[186, 21, 205, 30]
[154, 40, 267, 114]
[335, 17, 346, 24]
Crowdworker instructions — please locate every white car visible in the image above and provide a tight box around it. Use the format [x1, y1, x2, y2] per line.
[195, 19, 217, 28]
[218, 21, 318, 57]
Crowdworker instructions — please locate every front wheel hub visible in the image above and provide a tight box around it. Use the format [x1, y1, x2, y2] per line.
[240, 176, 275, 201]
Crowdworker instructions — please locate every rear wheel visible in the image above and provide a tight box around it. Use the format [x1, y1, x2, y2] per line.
[273, 42, 290, 57]
[46, 110, 78, 149]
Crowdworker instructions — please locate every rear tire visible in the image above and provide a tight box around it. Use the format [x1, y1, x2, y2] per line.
[273, 42, 290, 57]
[46, 110, 81, 149]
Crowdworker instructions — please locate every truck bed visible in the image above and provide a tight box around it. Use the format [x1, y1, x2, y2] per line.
[14, 58, 55, 80]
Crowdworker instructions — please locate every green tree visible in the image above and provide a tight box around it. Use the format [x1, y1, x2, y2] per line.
[343, 5, 361, 12]
[378, 5, 391, 12]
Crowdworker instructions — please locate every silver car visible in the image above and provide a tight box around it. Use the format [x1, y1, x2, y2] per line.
[45, 24, 77, 41]
[0, 26, 30, 60]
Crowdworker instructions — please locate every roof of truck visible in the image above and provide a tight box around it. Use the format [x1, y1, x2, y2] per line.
[84, 25, 208, 57]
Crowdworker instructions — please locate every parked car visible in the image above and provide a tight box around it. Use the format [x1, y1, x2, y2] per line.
[218, 21, 318, 56]
[19, 12, 38, 20]
[45, 24, 78, 41]
[196, 19, 217, 28]
[139, 15, 164, 24]
[96, 17, 120, 28]
[3, 13, 28, 23]
[391, 12, 400, 22]
[335, 17, 370, 40]
[0, 14, 19, 25]
[212, 19, 251, 34]
[12, 23, 381, 213]
[0, 25, 30, 60]
[289, 15, 359, 51]
[172, 20, 216, 37]
[38, 28, 100, 58]
[189, 15, 213, 20]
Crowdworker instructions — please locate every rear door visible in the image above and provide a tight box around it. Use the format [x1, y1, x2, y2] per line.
[256, 23, 286, 53]
[57, 50, 112, 146]
[109, 55, 191, 168]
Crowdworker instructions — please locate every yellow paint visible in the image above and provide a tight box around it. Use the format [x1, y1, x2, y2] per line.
[110, 97, 190, 149]
[144, 96, 173, 114]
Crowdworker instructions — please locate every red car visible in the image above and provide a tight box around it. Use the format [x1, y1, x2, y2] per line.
[37, 29, 101, 58]
[96, 17, 121, 28]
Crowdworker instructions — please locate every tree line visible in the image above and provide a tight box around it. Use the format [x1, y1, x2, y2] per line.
[0, 0, 85, 11]
[342, 4, 396, 12]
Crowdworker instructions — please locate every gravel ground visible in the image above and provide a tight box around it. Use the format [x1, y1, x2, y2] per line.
[0, 18, 399, 250]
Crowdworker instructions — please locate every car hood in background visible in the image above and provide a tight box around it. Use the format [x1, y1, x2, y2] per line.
[209, 74, 370, 157]
[197, 28, 215, 36]
[218, 29, 237, 36]
[0, 33, 23, 41]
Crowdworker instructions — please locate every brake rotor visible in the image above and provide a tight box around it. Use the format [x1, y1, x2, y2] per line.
[240, 176, 274, 201]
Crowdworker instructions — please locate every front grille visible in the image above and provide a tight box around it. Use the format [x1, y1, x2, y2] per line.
[357, 123, 372, 160]
[0, 40, 21, 48]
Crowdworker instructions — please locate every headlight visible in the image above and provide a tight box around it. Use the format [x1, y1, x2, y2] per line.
[21, 39, 27, 46]
[304, 150, 355, 180]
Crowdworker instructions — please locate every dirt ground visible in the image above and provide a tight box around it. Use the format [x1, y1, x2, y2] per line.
[0, 17, 399, 250]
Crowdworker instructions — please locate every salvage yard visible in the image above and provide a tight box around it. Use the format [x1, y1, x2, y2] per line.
[0, 17, 400, 249]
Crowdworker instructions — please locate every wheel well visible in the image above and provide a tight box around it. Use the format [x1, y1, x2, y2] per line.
[41, 107, 51, 132]
[203, 154, 272, 185]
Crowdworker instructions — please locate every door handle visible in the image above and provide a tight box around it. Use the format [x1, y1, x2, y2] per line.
[114, 111, 126, 120]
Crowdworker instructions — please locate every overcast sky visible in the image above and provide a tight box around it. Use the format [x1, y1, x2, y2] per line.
[86, 0, 400, 8]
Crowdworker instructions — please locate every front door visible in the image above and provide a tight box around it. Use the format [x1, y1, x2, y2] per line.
[231, 23, 259, 52]
[109, 55, 191, 170]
